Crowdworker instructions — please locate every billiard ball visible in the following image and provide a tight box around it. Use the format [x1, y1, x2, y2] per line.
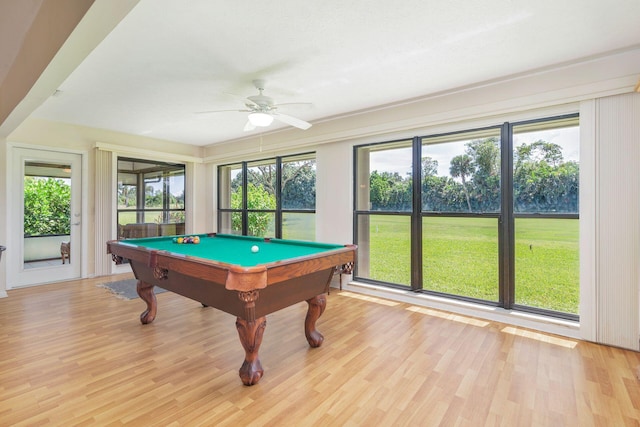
[251, 245, 259, 253]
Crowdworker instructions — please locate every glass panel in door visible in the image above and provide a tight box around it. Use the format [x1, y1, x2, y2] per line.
[23, 162, 73, 269]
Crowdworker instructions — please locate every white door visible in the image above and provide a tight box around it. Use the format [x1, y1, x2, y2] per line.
[9, 147, 82, 287]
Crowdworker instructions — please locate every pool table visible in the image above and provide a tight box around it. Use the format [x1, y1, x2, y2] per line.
[107, 233, 356, 386]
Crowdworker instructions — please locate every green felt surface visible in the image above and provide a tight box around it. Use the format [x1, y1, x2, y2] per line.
[120, 234, 344, 267]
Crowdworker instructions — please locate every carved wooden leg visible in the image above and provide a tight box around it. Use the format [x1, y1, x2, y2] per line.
[305, 294, 326, 347]
[235, 316, 266, 386]
[136, 280, 157, 324]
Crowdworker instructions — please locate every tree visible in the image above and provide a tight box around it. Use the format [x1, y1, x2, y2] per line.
[118, 184, 136, 208]
[369, 171, 392, 209]
[229, 160, 316, 235]
[231, 183, 276, 236]
[515, 140, 563, 167]
[466, 137, 501, 211]
[422, 156, 438, 177]
[514, 141, 579, 212]
[422, 175, 466, 211]
[231, 161, 316, 210]
[281, 161, 316, 209]
[24, 177, 71, 236]
[369, 170, 411, 210]
[449, 154, 473, 212]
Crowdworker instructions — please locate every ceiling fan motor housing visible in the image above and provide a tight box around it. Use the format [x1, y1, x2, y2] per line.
[247, 94, 274, 109]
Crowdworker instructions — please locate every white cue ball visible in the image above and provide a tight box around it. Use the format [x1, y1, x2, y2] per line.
[251, 245, 259, 253]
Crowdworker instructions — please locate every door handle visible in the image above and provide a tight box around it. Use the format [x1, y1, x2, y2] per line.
[72, 222, 80, 226]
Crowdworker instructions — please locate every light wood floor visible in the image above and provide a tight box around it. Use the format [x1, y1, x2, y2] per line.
[1, 274, 639, 426]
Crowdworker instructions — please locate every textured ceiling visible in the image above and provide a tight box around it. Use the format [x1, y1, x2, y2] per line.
[29, 0, 640, 146]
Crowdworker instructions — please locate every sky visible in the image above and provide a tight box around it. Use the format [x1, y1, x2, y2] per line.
[370, 126, 580, 178]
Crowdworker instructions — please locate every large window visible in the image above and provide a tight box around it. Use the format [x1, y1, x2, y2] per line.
[354, 114, 579, 319]
[355, 140, 413, 285]
[421, 128, 502, 302]
[117, 157, 185, 239]
[218, 153, 316, 240]
[512, 118, 579, 314]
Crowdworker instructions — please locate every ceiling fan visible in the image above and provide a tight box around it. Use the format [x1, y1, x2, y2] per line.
[201, 79, 312, 132]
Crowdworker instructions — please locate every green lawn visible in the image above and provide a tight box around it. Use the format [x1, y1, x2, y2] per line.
[132, 209, 579, 314]
[282, 213, 316, 241]
[514, 218, 579, 313]
[117, 211, 166, 224]
[365, 215, 579, 314]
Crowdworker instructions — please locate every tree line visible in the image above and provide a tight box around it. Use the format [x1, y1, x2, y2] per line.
[370, 137, 579, 213]
[230, 161, 316, 235]
[225, 138, 577, 236]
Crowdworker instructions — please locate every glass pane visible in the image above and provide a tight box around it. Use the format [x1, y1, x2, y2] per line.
[118, 172, 137, 210]
[356, 214, 411, 286]
[117, 211, 137, 227]
[247, 160, 277, 199]
[157, 221, 185, 236]
[282, 156, 316, 210]
[23, 162, 72, 267]
[143, 211, 163, 224]
[219, 164, 242, 209]
[144, 171, 162, 209]
[355, 141, 413, 211]
[514, 218, 579, 314]
[117, 157, 185, 238]
[167, 171, 185, 210]
[283, 212, 315, 241]
[513, 120, 579, 213]
[422, 217, 499, 301]
[245, 160, 277, 235]
[218, 211, 242, 235]
[247, 211, 276, 238]
[422, 128, 501, 213]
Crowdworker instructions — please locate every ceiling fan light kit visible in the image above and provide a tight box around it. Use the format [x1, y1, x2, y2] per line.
[248, 112, 274, 127]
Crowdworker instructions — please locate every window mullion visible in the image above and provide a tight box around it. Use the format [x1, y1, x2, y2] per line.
[500, 122, 515, 308]
[241, 162, 248, 235]
[275, 157, 282, 238]
[411, 136, 422, 290]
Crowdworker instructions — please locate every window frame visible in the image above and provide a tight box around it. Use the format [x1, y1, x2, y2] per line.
[217, 152, 316, 239]
[353, 114, 579, 321]
[116, 156, 186, 239]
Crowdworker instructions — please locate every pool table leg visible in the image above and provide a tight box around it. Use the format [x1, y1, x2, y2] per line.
[136, 280, 157, 324]
[235, 316, 266, 386]
[305, 294, 326, 347]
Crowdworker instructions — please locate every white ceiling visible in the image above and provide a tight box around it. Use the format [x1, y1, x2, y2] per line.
[30, 0, 640, 146]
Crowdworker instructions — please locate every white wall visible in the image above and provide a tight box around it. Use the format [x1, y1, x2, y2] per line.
[316, 141, 354, 245]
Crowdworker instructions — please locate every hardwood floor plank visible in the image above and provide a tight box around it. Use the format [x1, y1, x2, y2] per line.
[1, 274, 639, 426]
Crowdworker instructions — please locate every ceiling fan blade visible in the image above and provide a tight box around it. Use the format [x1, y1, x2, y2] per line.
[273, 102, 313, 109]
[272, 113, 312, 130]
[195, 109, 251, 114]
[244, 120, 256, 131]
[244, 98, 259, 108]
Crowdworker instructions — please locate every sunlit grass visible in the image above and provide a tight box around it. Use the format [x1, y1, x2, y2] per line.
[515, 218, 579, 313]
[364, 215, 579, 314]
